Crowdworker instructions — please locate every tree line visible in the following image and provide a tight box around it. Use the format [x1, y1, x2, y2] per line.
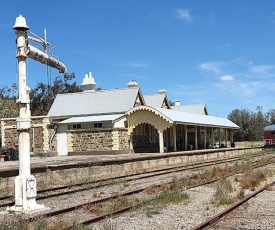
[227, 106, 275, 142]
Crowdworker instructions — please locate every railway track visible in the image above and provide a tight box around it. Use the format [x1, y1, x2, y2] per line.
[192, 181, 275, 230]
[13, 153, 274, 229]
[0, 152, 274, 229]
[0, 152, 272, 208]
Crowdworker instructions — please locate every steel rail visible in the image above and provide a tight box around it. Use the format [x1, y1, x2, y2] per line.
[64, 202, 145, 230]
[191, 180, 275, 230]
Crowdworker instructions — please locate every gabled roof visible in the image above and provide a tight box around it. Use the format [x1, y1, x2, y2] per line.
[144, 94, 171, 108]
[155, 107, 238, 129]
[264, 124, 275, 131]
[127, 106, 239, 129]
[48, 87, 144, 117]
[59, 114, 125, 124]
[171, 104, 208, 115]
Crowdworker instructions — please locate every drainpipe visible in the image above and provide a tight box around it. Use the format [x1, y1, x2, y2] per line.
[49, 122, 58, 155]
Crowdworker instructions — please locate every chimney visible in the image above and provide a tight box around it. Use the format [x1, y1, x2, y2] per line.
[158, 89, 167, 94]
[81, 72, 97, 91]
[127, 80, 138, 88]
[175, 99, 180, 106]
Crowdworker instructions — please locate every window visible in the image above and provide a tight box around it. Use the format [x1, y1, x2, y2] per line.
[94, 123, 102, 128]
[73, 124, 81, 129]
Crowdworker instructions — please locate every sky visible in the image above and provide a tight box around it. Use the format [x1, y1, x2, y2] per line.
[1, 0, 275, 118]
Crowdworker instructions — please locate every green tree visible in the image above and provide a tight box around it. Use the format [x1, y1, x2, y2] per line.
[30, 74, 82, 116]
[265, 108, 275, 124]
[249, 106, 268, 141]
[228, 106, 269, 142]
[0, 84, 18, 118]
[228, 108, 251, 141]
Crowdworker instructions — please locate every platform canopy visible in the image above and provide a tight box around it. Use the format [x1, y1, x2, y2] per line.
[126, 105, 239, 130]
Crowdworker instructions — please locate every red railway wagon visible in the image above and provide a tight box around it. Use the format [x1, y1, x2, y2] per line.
[264, 124, 275, 146]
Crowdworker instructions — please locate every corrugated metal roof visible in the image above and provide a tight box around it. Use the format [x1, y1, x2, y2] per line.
[264, 124, 275, 131]
[48, 87, 140, 117]
[59, 114, 125, 124]
[154, 107, 239, 129]
[144, 94, 166, 107]
[171, 104, 207, 115]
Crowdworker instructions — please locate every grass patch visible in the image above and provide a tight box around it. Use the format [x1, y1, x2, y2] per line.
[145, 207, 161, 218]
[235, 141, 263, 147]
[143, 189, 189, 218]
[32, 152, 48, 158]
[239, 169, 268, 190]
[151, 190, 189, 206]
[71, 221, 94, 230]
[0, 188, 12, 198]
[212, 178, 235, 206]
[83, 196, 139, 216]
[0, 214, 29, 230]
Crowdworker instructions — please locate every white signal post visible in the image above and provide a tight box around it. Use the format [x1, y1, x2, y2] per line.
[10, 15, 66, 213]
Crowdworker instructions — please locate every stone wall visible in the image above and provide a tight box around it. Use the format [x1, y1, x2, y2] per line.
[3, 120, 16, 126]
[119, 130, 129, 150]
[0, 147, 263, 192]
[1, 116, 50, 154]
[29, 127, 44, 153]
[71, 130, 113, 151]
[3, 128, 18, 148]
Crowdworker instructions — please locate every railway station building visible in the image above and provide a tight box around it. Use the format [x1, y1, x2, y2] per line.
[1, 74, 239, 156]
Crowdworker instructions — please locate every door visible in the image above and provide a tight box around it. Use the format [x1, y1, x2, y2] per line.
[57, 132, 68, 156]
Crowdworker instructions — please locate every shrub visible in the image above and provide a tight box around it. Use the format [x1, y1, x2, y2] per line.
[239, 170, 267, 190]
[213, 179, 235, 206]
[1, 147, 18, 161]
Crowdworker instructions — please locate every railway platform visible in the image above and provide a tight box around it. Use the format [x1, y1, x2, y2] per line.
[0, 147, 262, 192]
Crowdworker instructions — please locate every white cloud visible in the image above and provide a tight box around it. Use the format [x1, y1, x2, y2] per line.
[220, 75, 234, 81]
[175, 9, 192, 23]
[214, 80, 270, 98]
[242, 74, 252, 79]
[249, 65, 275, 74]
[199, 61, 224, 74]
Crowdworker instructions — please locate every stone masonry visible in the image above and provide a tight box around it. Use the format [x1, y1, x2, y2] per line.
[1, 116, 50, 154]
[71, 130, 113, 151]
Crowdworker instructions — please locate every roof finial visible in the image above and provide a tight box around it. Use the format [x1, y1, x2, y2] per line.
[81, 71, 97, 91]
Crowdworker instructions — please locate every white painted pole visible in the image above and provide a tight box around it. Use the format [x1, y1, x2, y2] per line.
[159, 130, 164, 153]
[184, 125, 188, 150]
[9, 14, 48, 213]
[173, 125, 177, 151]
